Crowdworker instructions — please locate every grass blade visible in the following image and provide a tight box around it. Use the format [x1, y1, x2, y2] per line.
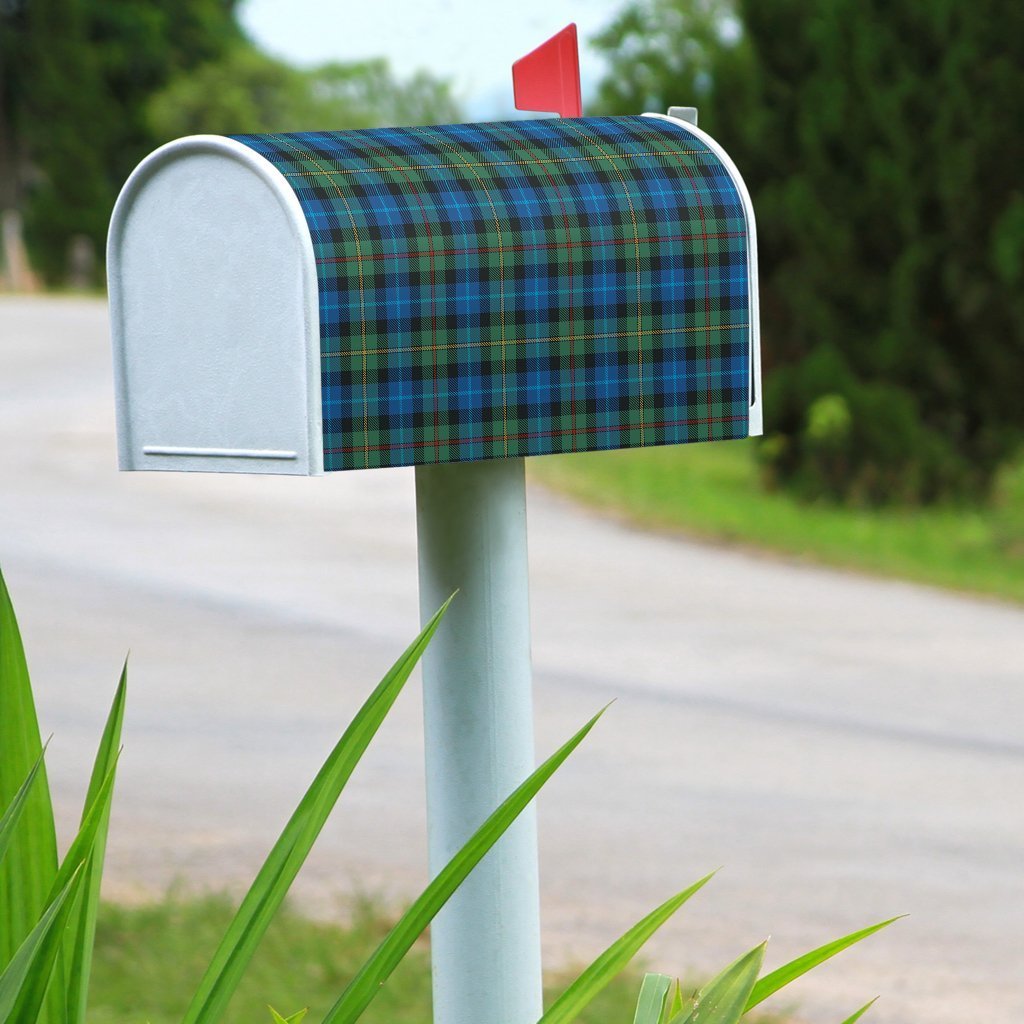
[13, 763, 119, 1021]
[182, 598, 453, 1024]
[839, 997, 878, 1023]
[66, 663, 127, 1024]
[0, 750, 46, 870]
[321, 708, 606, 1024]
[539, 873, 715, 1024]
[49, 763, 119, 904]
[0, 868, 84, 1024]
[0, 568, 59, 992]
[269, 1009, 308, 1024]
[666, 980, 684, 1021]
[745, 918, 902, 1011]
[633, 973, 671, 1024]
[671, 943, 765, 1024]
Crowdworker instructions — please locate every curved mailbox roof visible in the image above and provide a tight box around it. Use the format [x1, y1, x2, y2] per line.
[109, 114, 758, 474]
[237, 115, 757, 470]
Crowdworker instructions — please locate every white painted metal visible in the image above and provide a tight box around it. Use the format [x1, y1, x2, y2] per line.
[415, 458, 542, 1024]
[666, 105, 699, 125]
[645, 111, 763, 436]
[142, 446, 298, 460]
[107, 135, 323, 475]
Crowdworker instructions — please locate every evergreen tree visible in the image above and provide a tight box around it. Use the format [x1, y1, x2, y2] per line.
[594, 0, 1024, 503]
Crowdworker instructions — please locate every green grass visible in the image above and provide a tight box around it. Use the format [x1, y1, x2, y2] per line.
[88, 895, 432, 1024]
[530, 440, 1024, 604]
[86, 895, 645, 1024]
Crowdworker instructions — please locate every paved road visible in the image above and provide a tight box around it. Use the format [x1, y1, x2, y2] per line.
[1, 297, 1022, 1023]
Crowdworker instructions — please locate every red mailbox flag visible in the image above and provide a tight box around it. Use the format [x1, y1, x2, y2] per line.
[512, 24, 583, 118]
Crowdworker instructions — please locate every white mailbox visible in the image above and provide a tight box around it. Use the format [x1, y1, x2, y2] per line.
[106, 30, 766, 1024]
[108, 114, 760, 477]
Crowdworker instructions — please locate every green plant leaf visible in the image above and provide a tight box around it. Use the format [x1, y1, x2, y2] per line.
[539, 873, 714, 1024]
[0, 867, 85, 1024]
[12, 761, 119, 1022]
[839, 998, 878, 1024]
[66, 662, 127, 1024]
[269, 1008, 308, 1024]
[745, 918, 902, 1012]
[0, 749, 46, 870]
[0, 568, 59, 1003]
[670, 943, 765, 1024]
[49, 762, 119, 906]
[182, 597, 454, 1024]
[321, 708, 607, 1024]
[633, 973, 672, 1024]
[666, 980, 685, 1022]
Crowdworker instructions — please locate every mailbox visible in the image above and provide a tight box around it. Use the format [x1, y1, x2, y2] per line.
[108, 113, 760, 475]
[106, 41, 767, 1024]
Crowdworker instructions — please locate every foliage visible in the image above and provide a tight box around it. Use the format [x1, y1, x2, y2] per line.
[0, 2, 463, 286]
[87, 896, 432, 1024]
[270, 1010, 307, 1024]
[147, 45, 464, 140]
[85, 894, 651, 1024]
[626, 941, 885, 1024]
[85, 893, 891, 1024]
[1, 563, 898, 1022]
[531, 441, 1024, 603]
[0, 0, 243, 284]
[539, 878, 715, 1024]
[535, 895, 896, 1024]
[0, 566, 123, 1024]
[0, 569, 596, 1023]
[991, 452, 1024, 558]
[593, 0, 1024, 505]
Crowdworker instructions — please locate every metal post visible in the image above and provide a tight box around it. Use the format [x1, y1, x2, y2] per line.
[415, 457, 543, 1024]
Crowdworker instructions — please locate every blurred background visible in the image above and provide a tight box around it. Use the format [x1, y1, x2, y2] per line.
[1, 2, 1023, 1022]
[3, 0, 1024, 563]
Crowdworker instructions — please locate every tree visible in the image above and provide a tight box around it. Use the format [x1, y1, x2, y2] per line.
[593, 0, 1024, 504]
[0, 1, 463, 287]
[1, 0, 242, 284]
[3, 0, 116, 283]
[146, 47, 464, 141]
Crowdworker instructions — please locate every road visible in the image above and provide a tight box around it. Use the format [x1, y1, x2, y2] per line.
[1, 296, 1022, 1022]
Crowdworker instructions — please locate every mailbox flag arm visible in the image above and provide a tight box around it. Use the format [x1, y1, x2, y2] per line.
[512, 24, 583, 117]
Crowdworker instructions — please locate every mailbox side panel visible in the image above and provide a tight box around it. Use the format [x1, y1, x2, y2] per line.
[108, 137, 323, 475]
[236, 116, 755, 470]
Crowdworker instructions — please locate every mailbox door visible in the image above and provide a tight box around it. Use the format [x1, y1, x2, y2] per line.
[108, 137, 323, 475]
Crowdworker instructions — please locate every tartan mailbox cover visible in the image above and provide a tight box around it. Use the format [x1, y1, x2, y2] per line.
[108, 113, 760, 476]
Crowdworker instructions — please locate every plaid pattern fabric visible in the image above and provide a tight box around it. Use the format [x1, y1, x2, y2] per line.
[234, 116, 752, 471]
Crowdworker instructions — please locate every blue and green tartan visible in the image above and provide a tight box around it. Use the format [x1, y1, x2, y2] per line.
[234, 116, 753, 471]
